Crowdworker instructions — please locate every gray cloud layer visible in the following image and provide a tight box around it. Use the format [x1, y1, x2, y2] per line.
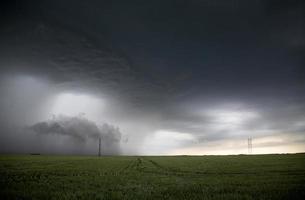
[0, 0, 304, 155]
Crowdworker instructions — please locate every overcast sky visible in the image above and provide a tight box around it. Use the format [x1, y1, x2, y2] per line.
[0, 0, 304, 155]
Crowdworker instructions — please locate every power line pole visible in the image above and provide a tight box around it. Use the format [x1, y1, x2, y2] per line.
[98, 138, 101, 157]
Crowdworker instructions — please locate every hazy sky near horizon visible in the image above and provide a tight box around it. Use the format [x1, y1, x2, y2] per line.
[0, 0, 305, 155]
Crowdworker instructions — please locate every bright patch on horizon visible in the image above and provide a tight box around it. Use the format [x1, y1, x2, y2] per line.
[141, 130, 196, 155]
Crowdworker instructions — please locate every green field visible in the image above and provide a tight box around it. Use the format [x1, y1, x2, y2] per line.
[1, 154, 305, 200]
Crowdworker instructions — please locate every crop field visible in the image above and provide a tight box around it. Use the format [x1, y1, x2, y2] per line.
[1, 154, 305, 200]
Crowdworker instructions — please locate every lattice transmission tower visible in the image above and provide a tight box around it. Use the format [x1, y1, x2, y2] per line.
[248, 137, 252, 154]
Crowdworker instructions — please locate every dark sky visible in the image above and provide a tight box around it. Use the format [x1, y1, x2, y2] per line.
[0, 0, 304, 155]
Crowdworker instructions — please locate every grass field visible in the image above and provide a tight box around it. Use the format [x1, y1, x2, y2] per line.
[1, 154, 305, 200]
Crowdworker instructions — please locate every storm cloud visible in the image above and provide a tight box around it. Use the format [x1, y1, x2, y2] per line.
[29, 115, 121, 154]
[0, 0, 304, 155]
[30, 115, 120, 142]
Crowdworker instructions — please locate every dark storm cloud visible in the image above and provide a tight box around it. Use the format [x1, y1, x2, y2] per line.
[1, 0, 304, 107]
[0, 0, 304, 154]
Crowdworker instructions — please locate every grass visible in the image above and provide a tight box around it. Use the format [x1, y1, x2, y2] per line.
[1, 154, 305, 199]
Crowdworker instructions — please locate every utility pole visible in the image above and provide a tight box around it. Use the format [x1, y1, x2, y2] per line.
[98, 138, 101, 157]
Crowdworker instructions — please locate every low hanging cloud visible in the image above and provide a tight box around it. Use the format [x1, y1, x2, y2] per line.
[29, 115, 122, 154]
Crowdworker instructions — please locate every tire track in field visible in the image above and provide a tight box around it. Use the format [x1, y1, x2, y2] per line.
[119, 159, 137, 172]
[119, 157, 146, 174]
[142, 158, 262, 177]
[142, 158, 185, 176]
[116, 158, 262, 177]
